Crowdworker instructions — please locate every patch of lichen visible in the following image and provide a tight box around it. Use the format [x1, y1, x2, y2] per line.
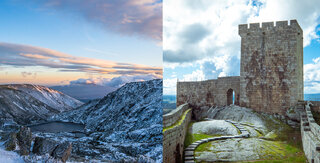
[263, 131, 278, 140]
[195, 139, 306, 163]
[163, 109, 191, 132]
[194, 141, 216, 153]
[184, 133, 213, 148]
[229, 123, 241, 134]
[240, 142, 306, 163]
[254, 128, 264, 137]
[184, 121, 222, 148]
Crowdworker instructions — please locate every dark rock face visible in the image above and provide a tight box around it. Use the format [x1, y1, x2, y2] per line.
[52, 142, 72, 162]
[16, 126, 32, 155]
[32, 137, 58, 155]
[4, 132, 17, 151]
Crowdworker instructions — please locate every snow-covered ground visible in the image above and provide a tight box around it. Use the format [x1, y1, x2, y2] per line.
[0, 142, 24, 163]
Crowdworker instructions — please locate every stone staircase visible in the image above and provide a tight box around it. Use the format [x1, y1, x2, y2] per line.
[184, 120, 250, 163]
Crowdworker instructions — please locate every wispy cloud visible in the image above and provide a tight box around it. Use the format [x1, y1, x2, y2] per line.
[35, 0, 162, 41]
[21, 71, 37, 78]
[0, 42, 162, 77]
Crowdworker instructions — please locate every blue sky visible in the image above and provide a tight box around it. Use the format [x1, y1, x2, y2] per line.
[163, 0, 320, 95]
[0, 0, 162, 86]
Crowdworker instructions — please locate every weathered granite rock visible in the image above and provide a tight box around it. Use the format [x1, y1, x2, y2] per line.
[32, 137, 58, 155]
[52, 142, 72, 162]
[195, 138, 284, 162]
[16, 126, 32, 155]
[4, 132, 17, 151]
[191, 120, 238, 136]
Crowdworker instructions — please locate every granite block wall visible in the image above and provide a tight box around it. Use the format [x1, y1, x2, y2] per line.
[163, 104, 192, 163]
[239, 20, 303, 114]
[301, 102, 320, 163]
[177, 76, 240, 108]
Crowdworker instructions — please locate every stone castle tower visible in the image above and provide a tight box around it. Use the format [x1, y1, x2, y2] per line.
[177, 20, 303, 115]
[239, 20, 303, 114]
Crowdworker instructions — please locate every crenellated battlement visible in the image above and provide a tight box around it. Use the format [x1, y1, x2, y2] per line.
[239, 19, 302, 36]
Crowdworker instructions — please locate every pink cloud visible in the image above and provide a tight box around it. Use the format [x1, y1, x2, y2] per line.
[0, 42, 162, 76]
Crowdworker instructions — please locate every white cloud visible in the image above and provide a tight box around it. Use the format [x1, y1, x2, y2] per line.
[163, 77, 177, 95]
[248, 0, 320, 47]
[305, 82, 320, 94]
[164, 0, 320, 64]
[304, 57, 320, 82]
[163, 0, 320, 95]
[182, 69, 205, 81]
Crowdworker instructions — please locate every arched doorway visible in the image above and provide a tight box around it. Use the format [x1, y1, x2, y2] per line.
[227, 89, 235, 105]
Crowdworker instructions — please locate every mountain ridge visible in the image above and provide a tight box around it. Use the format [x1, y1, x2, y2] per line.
[0, 84, 83, 125]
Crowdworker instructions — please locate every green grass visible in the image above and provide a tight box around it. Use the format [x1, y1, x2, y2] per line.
[163, 109, 191, 132]
[230, 123, 241, 134]
[240, 142, 306, 163]
[195, 141, 215, 152]
[195, 139, 306, 163]
[184, 132, 218, 148]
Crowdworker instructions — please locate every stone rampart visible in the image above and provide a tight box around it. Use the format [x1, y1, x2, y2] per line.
[310, 101, 320, 112]
[301, 101, 320, 163]
[177, 76, 240, 108]
[163, 104, 192, 163]
[163, 103, 189, 128]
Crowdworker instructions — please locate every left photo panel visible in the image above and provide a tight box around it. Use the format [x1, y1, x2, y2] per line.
[0, 0, 163, 162]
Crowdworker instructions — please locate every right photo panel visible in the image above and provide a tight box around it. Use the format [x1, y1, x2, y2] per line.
[163, 0, 320, 162]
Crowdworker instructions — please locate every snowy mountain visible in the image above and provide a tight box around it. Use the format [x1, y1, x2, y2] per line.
[0, 84, 83, 124]
[51, 79, 163, 161]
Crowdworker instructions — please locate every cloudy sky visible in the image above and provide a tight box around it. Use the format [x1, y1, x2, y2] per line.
[163, 0, 320, 95]
[0, 0, 162, 88]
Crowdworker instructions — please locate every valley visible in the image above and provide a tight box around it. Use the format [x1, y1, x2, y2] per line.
[0, 79, 162, 162]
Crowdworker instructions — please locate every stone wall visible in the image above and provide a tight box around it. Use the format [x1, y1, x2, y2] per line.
[177, 76, 240, 108]
[163, 104, 189, 128]
[310, 101, 320, 112]
[301, 102, 320, 163]
[163, 104, 192, 163]
[239, 20, 303, 115]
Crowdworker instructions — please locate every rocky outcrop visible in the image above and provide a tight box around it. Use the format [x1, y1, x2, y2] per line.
[4, 132, 17, 151]
[191, 120, 239, 136]
[32, 137, 57, 155]
[16, 126, 32, 155]
[52, 142, 72, 163]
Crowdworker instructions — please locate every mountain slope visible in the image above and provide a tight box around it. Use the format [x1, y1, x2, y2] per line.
[52, 79, 163, 161]
[0, 84, 83, 124]
[7, 84, 83, 111]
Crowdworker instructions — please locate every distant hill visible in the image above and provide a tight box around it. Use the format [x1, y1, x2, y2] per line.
[0, 84, 82, 124]
[51, 83, 116, 101]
